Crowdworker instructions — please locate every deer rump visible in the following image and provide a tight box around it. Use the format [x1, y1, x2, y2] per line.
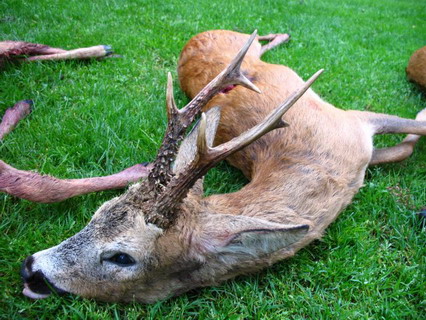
[17, 30, 426, 303]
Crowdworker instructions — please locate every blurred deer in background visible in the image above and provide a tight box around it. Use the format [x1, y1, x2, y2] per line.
[15, 30, 426, 303]
[406, 45, 426, 93]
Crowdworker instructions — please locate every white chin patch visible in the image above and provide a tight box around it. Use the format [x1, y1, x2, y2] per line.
[22, 283, 50, 300]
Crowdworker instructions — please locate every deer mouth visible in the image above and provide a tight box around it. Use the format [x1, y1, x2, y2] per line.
[21, 256, 69, 299]
[22, 275, 69, 300]
[22, 282, 51, 299]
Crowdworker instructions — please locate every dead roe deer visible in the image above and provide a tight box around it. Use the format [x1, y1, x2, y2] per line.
[18, 30, 426, 303]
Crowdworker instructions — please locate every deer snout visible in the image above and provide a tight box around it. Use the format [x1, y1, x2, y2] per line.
[21, 255, 68, 299]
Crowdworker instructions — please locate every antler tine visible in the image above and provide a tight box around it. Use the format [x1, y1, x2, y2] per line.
[166, 72, 179, 121]
[148, 31, 261, 194]
[147, 73, 182, 193]
[211, 69, 324, 159]
[178, 30, 261, 126]
[196, 113, 209, 156]
[155, 69, 324, 215]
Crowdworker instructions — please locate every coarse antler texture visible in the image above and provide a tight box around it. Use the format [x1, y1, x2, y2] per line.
[18, 30, 426, 305]
[154, 69, 324, 216]
[147, 30, 261, 195]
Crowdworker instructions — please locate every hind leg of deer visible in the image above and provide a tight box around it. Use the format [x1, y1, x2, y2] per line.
[370, 134, 420, 165]
[358, 108, 426, 165]
[258, 33, 290, 56]
[366, 108, 426, 135]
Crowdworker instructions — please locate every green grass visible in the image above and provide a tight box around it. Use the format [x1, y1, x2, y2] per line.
[1, 0, 425, 318]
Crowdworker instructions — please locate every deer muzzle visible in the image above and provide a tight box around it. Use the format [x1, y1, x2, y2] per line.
[21, 255, 68, 299]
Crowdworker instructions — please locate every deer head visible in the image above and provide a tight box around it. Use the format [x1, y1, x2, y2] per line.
[21, 31, 322, 303]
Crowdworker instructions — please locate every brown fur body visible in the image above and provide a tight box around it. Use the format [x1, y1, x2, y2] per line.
[406, 45, 426, 92]
[20, 30, 426, 303]
[180, 30, 377, 247]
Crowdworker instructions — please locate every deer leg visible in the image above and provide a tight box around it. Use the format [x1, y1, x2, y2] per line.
[370, 134, 420, 165]
[357, 108, 426, 165]
[258, 33, 290, 56]
[0, 160, 152, 203]
[363, 108, 426, 135]
[1, 97, 148, 202]
[26, 45, 113, 62]
[0, 41, 67, 57]
[1, 41, 112, 66]
[0, 100, 33, 140]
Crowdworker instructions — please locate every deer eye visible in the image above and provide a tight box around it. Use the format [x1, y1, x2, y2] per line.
[104, 253, 135, 266]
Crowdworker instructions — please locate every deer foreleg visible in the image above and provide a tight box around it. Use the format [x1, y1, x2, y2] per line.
[26, 45, 113, 61]
[0, 100, 33, 140]
[0, 41, 112, 67]
[258, 33, 290, 56]
[0, 161, 152, 203]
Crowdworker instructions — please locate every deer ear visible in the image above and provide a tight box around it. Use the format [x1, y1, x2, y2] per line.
[173, 106, 221, 196]
[198, 214, 309, 256]
[174, 106, 221, 174]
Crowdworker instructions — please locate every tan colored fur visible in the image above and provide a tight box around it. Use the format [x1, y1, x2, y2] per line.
[179, 31, 374, 233]
[21, 30, 426, 303]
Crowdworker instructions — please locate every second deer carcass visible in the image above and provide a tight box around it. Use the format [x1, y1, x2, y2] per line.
[406, 45, 426, 93]
[20, 30, 426, 303]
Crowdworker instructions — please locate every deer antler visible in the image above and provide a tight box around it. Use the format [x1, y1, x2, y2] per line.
[143, 28, 323, 228]
[147, 30, 261, 194]
[153, 69, 324, 217]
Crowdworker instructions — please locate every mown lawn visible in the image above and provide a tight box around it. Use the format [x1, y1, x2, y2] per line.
[1, 0, 425, 319]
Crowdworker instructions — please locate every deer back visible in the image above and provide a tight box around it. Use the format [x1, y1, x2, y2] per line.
[178, 31, 372, 236]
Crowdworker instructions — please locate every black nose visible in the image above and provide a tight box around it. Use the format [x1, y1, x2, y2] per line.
[20, 255, 34, 281]
[21, 255, 53, 295]
[21, 255, 68, 296]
